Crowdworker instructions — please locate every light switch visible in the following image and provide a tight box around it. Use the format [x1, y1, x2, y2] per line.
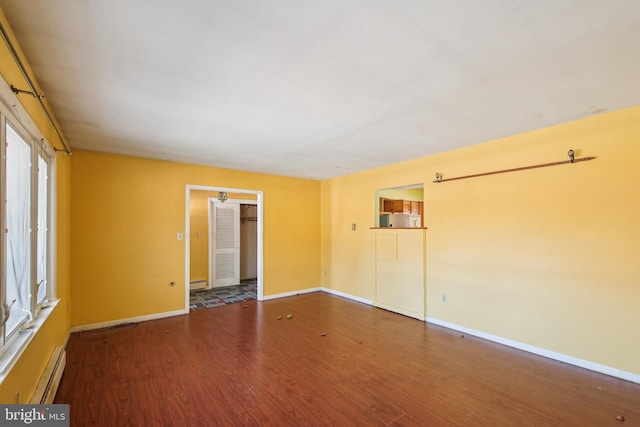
[177, 232, 183, 241]
[196, 231, 200, 238]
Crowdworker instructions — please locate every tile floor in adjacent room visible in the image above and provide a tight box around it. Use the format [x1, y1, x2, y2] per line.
[189, 278, 257, 310]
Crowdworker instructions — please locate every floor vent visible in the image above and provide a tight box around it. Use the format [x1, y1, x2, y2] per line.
[30, 346, 66, 404]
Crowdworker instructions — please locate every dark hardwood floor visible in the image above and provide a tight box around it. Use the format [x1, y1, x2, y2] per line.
[55, 292, 640, 426]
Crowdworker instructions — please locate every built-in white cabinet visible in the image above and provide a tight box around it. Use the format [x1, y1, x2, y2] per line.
[374, 229, 425, 320]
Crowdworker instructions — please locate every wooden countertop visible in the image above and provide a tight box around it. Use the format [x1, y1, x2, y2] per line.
[369, 227, 428, 229]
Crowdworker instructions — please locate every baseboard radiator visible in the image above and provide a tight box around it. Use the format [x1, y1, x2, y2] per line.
[190, 280, 207, 290]
[30, 346, 66, 404]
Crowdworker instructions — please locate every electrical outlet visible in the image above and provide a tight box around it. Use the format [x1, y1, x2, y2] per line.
[441, 293, 447, 303]
[323, 270, 328, 277]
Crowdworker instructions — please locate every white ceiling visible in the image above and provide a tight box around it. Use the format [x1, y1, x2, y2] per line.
[1, 1, 639, 179]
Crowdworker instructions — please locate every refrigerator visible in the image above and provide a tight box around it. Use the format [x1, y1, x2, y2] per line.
[380, 214, 420, 228]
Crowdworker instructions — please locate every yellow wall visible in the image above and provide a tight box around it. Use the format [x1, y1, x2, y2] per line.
[0, 9, 72, 402]
[71, 150, 321, 326]
[321, 106, 640, 375]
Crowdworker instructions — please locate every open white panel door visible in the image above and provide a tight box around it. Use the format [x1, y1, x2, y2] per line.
[210, 201, 240, 288]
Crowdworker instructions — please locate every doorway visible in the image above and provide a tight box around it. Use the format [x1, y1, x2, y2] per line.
[208, 197, 258, 288]
[185, 184, 264, 312]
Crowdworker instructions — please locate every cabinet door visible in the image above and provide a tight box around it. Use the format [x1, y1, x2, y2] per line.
[403, 201, 411, 214]
[384, 199, 403, 213]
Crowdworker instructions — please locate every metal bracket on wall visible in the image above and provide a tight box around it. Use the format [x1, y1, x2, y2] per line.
[10, 84, 44, 99]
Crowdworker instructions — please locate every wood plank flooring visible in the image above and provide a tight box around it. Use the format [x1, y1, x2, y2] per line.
[55, 292, 640, 426]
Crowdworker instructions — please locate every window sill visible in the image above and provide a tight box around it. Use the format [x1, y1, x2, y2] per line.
[0, 299, 60, 383]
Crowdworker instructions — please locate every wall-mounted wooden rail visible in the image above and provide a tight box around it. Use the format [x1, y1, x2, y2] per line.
[433, 151, 595, 183]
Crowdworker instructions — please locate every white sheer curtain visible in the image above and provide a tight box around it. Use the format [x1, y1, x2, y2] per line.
[5, 125, 32, 335]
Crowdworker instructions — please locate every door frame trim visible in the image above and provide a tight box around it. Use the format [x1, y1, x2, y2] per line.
[185, 185, 264, 312]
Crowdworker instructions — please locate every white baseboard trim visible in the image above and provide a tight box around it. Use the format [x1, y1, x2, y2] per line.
[262, 287, 321, 301]
[426, 317, 640, 385]
[62, 331, 71, 350]
[320, 287, 372, 305]
[70, 309, 187, 333]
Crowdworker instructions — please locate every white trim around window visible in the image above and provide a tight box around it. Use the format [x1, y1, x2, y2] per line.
[0, 73, 58, 382]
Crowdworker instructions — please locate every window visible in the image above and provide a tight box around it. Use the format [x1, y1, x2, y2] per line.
[375, 183, 424, 228]
[1, 118, 54, 344]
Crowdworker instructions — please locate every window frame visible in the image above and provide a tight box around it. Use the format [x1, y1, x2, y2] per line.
[0, 100, 56, 346]
[36, 150, 51, 306]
